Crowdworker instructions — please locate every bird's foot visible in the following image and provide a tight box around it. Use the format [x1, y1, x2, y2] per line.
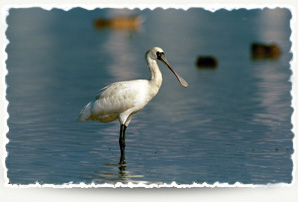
[119, 158, 126, 165]
[119, 159, 126, 171]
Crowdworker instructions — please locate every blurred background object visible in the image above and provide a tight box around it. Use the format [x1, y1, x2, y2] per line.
[196, 56, 218, 69]
[250, 42, 281, 60]
[94, 16, 141, 31]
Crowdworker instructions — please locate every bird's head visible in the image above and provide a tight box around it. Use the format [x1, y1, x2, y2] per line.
[147, 47, 165, 61]
[146, 47, 188, 88]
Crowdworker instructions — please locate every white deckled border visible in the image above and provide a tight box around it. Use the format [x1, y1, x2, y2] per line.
[1, 3, 296, 190]
[5, 181, 294, 188]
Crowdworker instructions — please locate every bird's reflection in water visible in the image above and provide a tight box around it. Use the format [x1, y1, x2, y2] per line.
[92, 163, 148, 184]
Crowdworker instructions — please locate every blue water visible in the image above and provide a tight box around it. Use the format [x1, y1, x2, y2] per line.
[6, 7, 293, 185]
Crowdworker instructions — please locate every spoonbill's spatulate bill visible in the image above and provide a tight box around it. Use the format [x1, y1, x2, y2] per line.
[77, 47, 188, 165]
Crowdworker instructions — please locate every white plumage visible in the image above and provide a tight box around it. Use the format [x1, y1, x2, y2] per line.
[78, 80, 153, 125]
[78, 47, 188, 165]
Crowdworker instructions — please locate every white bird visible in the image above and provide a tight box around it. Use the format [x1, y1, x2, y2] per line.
[78, 47, 188, 165]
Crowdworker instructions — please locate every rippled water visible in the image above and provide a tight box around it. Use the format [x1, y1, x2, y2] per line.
[6, 8, 293, 185]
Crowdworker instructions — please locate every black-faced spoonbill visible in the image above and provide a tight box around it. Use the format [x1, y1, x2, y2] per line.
[77, 47, 188, 165]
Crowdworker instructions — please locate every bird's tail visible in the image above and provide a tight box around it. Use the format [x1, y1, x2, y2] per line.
[77, 102, 92, 122]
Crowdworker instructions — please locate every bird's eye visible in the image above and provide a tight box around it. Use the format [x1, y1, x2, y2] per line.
[156, 51, 163, 59]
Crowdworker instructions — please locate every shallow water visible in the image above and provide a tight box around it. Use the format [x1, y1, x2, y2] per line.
[6, 8, 293, 185]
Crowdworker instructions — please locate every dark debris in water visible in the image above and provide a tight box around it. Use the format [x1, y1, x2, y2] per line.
[250, 42, 281, 60]
[94, 16, 141, 32]
[196, 56, 218, 69]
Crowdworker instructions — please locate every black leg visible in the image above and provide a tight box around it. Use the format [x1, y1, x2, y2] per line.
[119, 124, 127, 165]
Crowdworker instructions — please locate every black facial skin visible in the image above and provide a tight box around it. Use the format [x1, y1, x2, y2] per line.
[156, 51, 164, 60]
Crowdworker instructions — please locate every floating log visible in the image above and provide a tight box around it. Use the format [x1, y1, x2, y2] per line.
[196, 56, 218, 69]
[251, 42, 281, 60]
[94, 16, 141, 31]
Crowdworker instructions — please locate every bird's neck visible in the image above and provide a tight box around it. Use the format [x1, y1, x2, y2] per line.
[146, 56, 163, 89]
